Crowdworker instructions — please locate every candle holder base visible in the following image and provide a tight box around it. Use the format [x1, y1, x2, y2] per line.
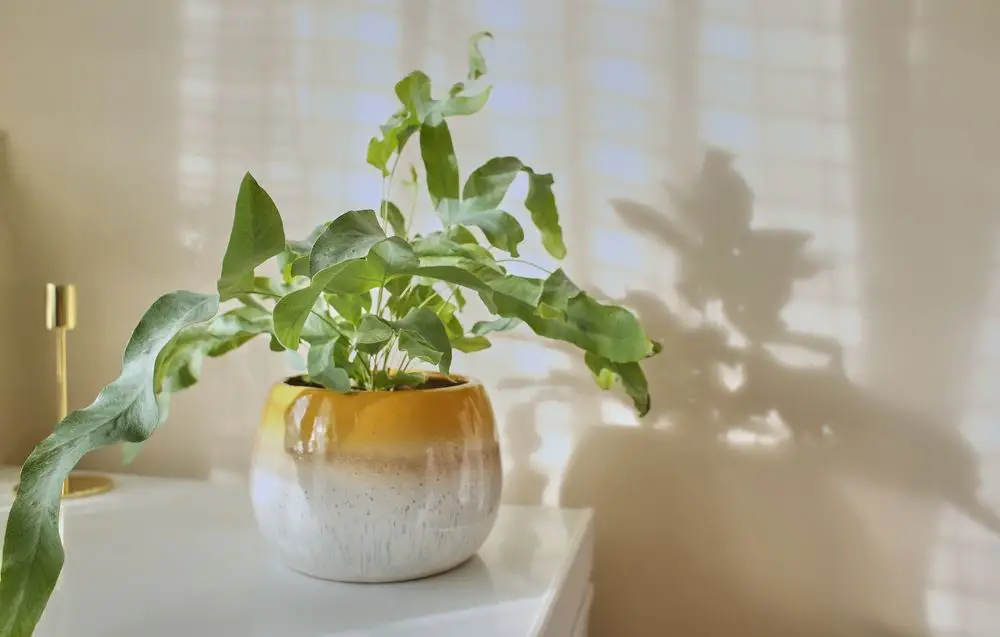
[12, 472, 114, 499]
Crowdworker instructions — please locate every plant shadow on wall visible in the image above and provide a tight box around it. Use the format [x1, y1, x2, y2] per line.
[502, 148, 1000, 637]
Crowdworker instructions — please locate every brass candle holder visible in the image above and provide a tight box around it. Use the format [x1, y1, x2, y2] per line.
[45, 284, 114, 499]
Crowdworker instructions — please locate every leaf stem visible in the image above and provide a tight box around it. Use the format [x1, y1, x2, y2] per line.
[495, 259, 553, 275]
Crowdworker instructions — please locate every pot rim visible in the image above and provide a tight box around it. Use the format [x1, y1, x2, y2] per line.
[279, 371, 483, 395]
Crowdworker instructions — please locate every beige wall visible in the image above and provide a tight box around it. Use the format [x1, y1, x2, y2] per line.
[3, 1, 1000, 635]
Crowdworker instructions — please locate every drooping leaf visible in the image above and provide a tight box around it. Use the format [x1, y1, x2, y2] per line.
[437, 198, 524, 256]
[471, 317, 521, 335]
[385, 201, 407, 237]
[420, 118, 460, 208]
[438, 85, 492, 118]
[307, 337, 352, 392]
[584, 352, 651, 416]
[467, 31, 492, 80]
[0, 291, 220, 637]
[217, 173, 286, 301]
[394, 307, 453, 374]
[355, 314, 395, 354]
[452, 335, 491, 352]
[524, 169, 567, 259]
[309, 209, 386, 276]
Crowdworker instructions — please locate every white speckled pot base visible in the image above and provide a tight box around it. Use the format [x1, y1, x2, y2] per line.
[250, 442, 502, 582]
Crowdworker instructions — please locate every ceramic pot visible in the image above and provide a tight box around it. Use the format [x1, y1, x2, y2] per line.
[249, 374, 502, 582]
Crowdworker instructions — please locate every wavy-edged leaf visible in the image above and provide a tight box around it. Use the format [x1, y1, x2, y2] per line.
[524, 169, 566, 259]
[471, 317, 521, 335]
[0, 291, 220, 637]
[307, 337, 351, 392]
[309, 209, 386, 276]
[452, 335, 491, 352]
[467, 31, 492, 80]
[438, 85, 492, 118]
[584, 352, 651, 416]
[420, 118, 459, 208]
[459, 157, 566, 259]
[394, 307, 453, 374]
[217, 173, 286, 300]
[395, 71, 435, 124]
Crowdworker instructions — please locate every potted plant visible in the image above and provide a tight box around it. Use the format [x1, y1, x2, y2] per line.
[0, 32, 659, 636]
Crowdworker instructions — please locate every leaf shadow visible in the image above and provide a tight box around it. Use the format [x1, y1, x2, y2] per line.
[499, 146, 999, 635]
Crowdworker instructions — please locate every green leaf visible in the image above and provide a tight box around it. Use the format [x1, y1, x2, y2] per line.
[307, 337, 351, 392]
[284, 349, 307, 372]
[385, 201, 407, 237]
[490, 275, 544, 306]
[420, 118, 460, 208]
[540, 269, 582, 312]
[395, 71, 435, 123]
[369, 236, 418, 274]
[394, 307, 453, 374]
[438, 85, 492, 118]
[355, 314, 394, 354]
[272, 286, 326, 350]
[412, 231, 499, 269]
[217, 173, 286, 301]
[584, 352, 651, 416]
[452, 335, 491, 352]
[524, 169, 567, 259]
[471, 317, 521, 335]
[368, 119, 417, 176]
[309, 209, 387, 276]
[462, 156, 522, 210]
[460, 158, 566, 260]
[0, 291, 220, 637]
[325, 292, 369, 325]
[437, 198, 524, 256]
[269, 333, 286, 351]
[467, 31, 492, 80]
[373, 370, 426, 391]
[289, 256, 311, 279]
[387, 283, 453, 323]
[322, 259, 386, 295]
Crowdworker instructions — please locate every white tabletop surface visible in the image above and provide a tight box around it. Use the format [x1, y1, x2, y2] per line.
[0, 470, 592, 637]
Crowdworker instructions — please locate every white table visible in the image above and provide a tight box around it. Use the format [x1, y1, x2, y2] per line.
[0, 470, 594, 637]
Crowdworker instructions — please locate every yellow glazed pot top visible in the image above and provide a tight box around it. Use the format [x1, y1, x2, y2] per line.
[261, 373, 497, 455]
